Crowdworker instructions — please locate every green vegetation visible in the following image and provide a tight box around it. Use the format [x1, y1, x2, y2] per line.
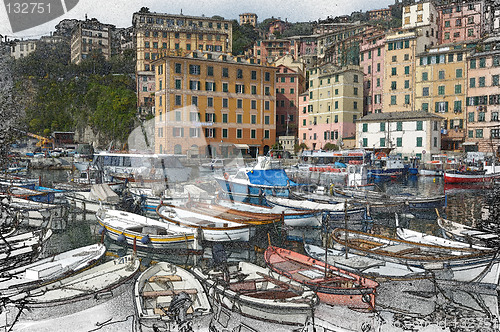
[323, 143, 340, 151]
[232, 20, 259, 55]
[13, 40, 137, 147]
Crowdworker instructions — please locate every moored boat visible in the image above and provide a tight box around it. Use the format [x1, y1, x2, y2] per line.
[134, 262, 211, 330]
[444, 169, 500, 183]
[437, 214, 499, 247]
[192, 261, 317, 325]
[330, 228, 500, 286]
[96, 208, 197, 250]
[264, 245, 378, 311]
[156, 203, 255, 242]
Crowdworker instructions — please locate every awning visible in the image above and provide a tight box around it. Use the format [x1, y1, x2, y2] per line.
[234, 144, 249, 149]
[462, 142, 478, 145]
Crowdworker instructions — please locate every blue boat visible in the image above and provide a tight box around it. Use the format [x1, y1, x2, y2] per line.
[214, 156, 310, 202]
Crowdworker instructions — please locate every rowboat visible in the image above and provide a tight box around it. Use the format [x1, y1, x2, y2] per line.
[25, 254, 140, 306]
[7, 185, 57, 204]
[330, 228, 500, 286]
[437, 215, 498, 247]
[96, 208, 197, 250]
[0, 229, 53, 272]
[0, 243, 106, 300]
[333, 187, 446, 209]
[215, 198, 322, 227]
[395, 213, 491, 250]
[264, 245, 378, 311]
[304, 243, 429, 281]
[192, 261, 317, 326]
[265, 196, 366, 224]
[183, 201, 283, 226]
[156, 204, 255, 242]
[134, 262, 211, 330]
[444, 170, 500, 183]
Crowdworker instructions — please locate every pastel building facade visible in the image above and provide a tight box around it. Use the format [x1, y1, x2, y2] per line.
[300, 64, 363, 150]
[356, 111, 443, 162]
[10, 39, 37, 59]
[415, 44, 469, 151]
[153, 51, 277, 157]
[252, 39, 299, 64]
[465, 37, 500, 155]
[438, 1, 485, 44]
[359, 31, 385, 115]
[133, 11, 233, 115]
[70, 18, 114, 64]
[239, 13, 258, 27]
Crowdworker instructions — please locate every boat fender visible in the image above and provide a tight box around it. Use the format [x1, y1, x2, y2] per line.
[117, 233, 126, 242]
[224, 172, 229, 180]
[362, 293, 372, 303]
[98, 226, 106, 235]
[140, 235, 150, 244]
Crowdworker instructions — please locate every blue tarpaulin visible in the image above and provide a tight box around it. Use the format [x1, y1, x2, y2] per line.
[246, 169, 298, 187]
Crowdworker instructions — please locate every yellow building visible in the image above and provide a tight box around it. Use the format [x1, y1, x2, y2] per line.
[415, 44, 469, 151]
[153, 51, 277, 157]
[239, 13, 258, 27]
[132, 11, 233, 115]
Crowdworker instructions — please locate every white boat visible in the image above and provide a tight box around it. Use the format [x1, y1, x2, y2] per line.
[0, 229, 53, 271]
[0, 243, 106, 299]
[437, 215, 499, 247]
[395, 213, 491, 250]
[265, 196, 344, 213]
[304, 243, 428, 280]
[25, 254, 140, 306]
[156, 204, 255, 242]
[66, 183, 121, 213]
[96, 208, 197, 249]
[192, 261, 317, 326]
[134, 262, 211, 330]
[331, 228, 500, 286]
[7, 196, 68, 227]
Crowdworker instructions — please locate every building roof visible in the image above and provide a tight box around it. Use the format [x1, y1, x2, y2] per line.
[359, 111, 444, 122]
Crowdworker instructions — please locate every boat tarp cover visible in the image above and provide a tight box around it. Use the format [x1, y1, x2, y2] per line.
[246, 169, 298, 187]
[90, 184, 120, 203]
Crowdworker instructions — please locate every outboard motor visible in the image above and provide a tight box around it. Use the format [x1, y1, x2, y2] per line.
[168, 292, 193, 332]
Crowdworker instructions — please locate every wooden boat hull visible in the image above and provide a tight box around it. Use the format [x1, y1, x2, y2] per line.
[96, 209, 196, 249]
[331, 228, 500, 286]
[264, 246, 378, 311]
[193, 261, 317, 326]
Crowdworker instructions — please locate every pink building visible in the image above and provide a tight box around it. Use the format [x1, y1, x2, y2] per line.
[438, 1, 485, 44]
[359, 30, 385, 115]
[252, 39, 299, 64]
[465, 37, 500, 155]
[275, 64, 305, 137]
[268, 19, 290, 37]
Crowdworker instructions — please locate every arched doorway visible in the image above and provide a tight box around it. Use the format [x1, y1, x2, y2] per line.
[263, 145, 270, 155]
[174, 145, 182, 154]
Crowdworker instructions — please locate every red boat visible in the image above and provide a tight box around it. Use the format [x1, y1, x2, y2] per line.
[444, 170, 500, 183]
[264, 245, 378, 311]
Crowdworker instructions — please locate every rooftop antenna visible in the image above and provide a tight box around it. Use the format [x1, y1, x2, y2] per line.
[180, 9, 183, 15]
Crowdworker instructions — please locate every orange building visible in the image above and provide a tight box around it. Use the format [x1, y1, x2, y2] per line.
[153, 51, 277, 157]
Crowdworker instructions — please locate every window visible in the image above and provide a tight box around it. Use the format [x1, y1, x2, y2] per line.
[492, 129, 500, 138]
[175, 95, 182, 106]
[251, 100, 257, 110]
[175, 63, 182, 74]
[236, 129, 242, 139]
[189, 65, 200, 75]
[237, 99, 243, 109]
[264, 101, 270, 110]
[362, 123, 368, 132]
[470, 78, 476, 88]
[251, 85, 257, 95]
[207, 97, 213, 108]
[380, 122, 385, 131]
[454, 100, 462, 113]
[492, 112, 499, 122]
[470, 59, 476, 69]
[391, 81, 397, 90]
[251, 70, 257, 80]
[422, 72, 428, 81]
[189, 128, 199, 138]
[222, 68, 229, 77]
[404, 80, 409, 89]
[189, 80, 200, 90]
[468, 130, 474, 138]
[416, 137, 422, 147]
[334, 101, 338, 109]
[422, 103, 429, 111]
[468, 112, 475, 123]
[455, 84, 462, 94]
[264, 72, 270, 81]
[479, 58, 486, 68]
[354, 87, 358, 95]
[439, 70, 445, 80]
[353, 75, 358, 83]
[191, 96, 198, 106]
[391, 95, 397, 105]
[391, 67, 397, 76]
[416, 121, 423, 130]
[354, 101, 358, 109]
[334, 115, 338, 123]
[265, 87, 270, 96]
[444, 32, 450, 40]
[423, 87, 429, 96]
[478, 112, 485, 122]
[405, 95, 410, 104]
[222, 83, 228, 92]
[479, 77, 485, 87]
[251, 129, 256, 139]
[380, 137, 386, 147]
[493, 75, 499, 86]
[237, 114, 243, 123]
[237, 69, 243, 79]
[264, 130, 269, 139]
[476, 129, 483, 138]
[404, 66, 410, 75]
[438, 86, 445, 95]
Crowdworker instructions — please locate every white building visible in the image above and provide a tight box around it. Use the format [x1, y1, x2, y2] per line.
[401, 1, 438, 52]
[356, 111, 443, 162]
[10, 39, 37, 59]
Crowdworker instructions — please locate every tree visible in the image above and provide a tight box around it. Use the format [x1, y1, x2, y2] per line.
[323, 143, 340, 151]
[231, 20, 259, 55]
[294, 143, 308, 154]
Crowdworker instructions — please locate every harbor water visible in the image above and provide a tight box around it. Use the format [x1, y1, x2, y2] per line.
[3, 168, 499, 332]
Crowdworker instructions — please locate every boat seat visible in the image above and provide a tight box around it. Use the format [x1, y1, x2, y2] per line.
[143, 289, 198, 297]
[148, 275, 182, 283]
[379, 244, 416, 254]
[183, 217, 216, 227]
[153, 306, 194, 316]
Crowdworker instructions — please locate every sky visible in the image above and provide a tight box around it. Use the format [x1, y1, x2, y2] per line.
[0, 0, 393, 39]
